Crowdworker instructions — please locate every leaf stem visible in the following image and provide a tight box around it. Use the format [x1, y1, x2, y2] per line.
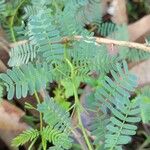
[64, 44, 93, 150]
[109, 103, 132, 150]
[34, 91, 43, 131]
[72, 83, 93, 150]
[28, 138, 37, 150]
[9, 0, 26, 42]
[34, 91, 46, 150]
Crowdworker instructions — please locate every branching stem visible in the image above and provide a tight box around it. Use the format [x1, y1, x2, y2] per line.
[64, 44, 93, 150]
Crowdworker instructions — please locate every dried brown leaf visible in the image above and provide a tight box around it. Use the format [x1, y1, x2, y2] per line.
[0, 100, 29, 150]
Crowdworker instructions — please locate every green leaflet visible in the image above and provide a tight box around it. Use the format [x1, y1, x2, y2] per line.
[12, 125, 72, 150]
[97, 21, 118, 37]
[31, 0, 52, 7]
[8, 42, 37, 67]
[126, 48, 150, 62]
[28, 9, 64, 63]
[13, 97, 73, 149]
[58, 0, 91, 36]
[61, 77, 81, 98]
[104, 100, 141, 150]
[12, 128, 39, 147]
[0, 0, 6, 14]
[42, 126, 72, 150]
[38, 97, 72, 149]
[38, 97, 71, 129]
[0, 63, 52, 100]
[71, 40, 120, 76]
[93, 61, 140, 149]
[140, 98, 150, 124]
[90, 115, 109, 145]
[137, 86, 150, 124]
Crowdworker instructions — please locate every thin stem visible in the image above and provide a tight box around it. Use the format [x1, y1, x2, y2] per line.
[64, 44, 93, 150]
[67, 103, 75, 112]
[34, 91, 46, 150]
[70, 105, 76, 119]
[34, 91, 43, 131]
[72, 84, 93, 150]
[10, 35, 150, 53]
[138, 137, 150, 150]
[28, 138, 37, 150]
[109, 104, 132, 150]
[9, 0, 26, 42]
[75, 36, 150, 53]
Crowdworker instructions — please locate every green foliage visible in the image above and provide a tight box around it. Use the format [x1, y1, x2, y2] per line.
[0, 63, 52, 99]
[38, 97, 71, 129]
[42, 125, 72, 150]
[12, 128, 39, 147]
[61, 78, 80, 98]
[126, 48, 150, 62]
[137, 86, 150, 124]
[56, 0, 102, 36]
[95, 61, 138, 100]
[28, 9, 64, 63]
[31, 0, 51, 7]
[125, 36, 150, 62]
[140, 96, 150, 124]
[38, 97, 72, 149]
[8, 42, 37, 67]
[53, 85, 71, 110]
[0, 0, 149, 149]
[12, 97, 72, 150]
[71, 41, 120, 76]
[97, 21, 118, 37]
[92, 61, 141, 149]
[0, 0, 6, 15]
[90, 115, 109, 145]
[140, 86, 150, 98]
[104, 99, 140, 150]
[0, 0, 28, 41]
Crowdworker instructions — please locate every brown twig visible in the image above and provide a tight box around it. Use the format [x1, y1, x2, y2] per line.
[10, 36, 150, 53]
[74, 36, 150, 53]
